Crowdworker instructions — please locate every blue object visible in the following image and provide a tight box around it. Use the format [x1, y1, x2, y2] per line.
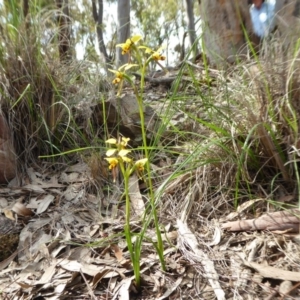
[250, 1, 276, 37]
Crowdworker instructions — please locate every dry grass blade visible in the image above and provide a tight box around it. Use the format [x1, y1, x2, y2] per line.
[156, 277, 183, 300]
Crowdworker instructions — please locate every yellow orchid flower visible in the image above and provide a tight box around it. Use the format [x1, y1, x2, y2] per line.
[139, 45, 166, 61]
[105, 137, 131, 157]
[104, 157, 119, 182]
[130, 35, 142, 43]
[116, 35, 142, 55]
[122, 156, 132, 163]
[135, 158, 148, 172]
[119, 40, 131, 55]
[105, 138, 117, 144]
[112, 77, 122, 84]
[105, 157, 119, 170]
[119, 149, 131, 157]
[108, 70, 123, 85]
[109, 64, 138, 85]
[117, 148, 131, 164]
[138, 46, 152, 54]
[151, 46, 166, 61]
[121, 63, 138, 71]
[152, 52, 166, 61]
[120, 137, 130, 149]
[106, 149, 117, 157]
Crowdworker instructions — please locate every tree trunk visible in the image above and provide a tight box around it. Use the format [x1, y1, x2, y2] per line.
[185, 0, 199, 60]
[273, 0, 300, 51]
[92, 0, 111, 67]
[200, 0, 258, 67]
[116, 0, 130, 68]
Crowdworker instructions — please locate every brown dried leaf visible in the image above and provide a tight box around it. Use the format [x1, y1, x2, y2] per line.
[116, 277, 132, 300]
[63, 183, 83, 202]
[128, 174, 145, 216]
[0, 197, 8, 208]
[66, 162, 89, 173]
[23, 184, 45, 194]
[0, 250, 18, 270]
[92, 269, 113, 288]
[111, 244, 124, 262]
[58, 259, 125, 278]
[36, 194, 55, 214]
[3, 209, 15, 220]
[111, 244, 131, 270]
[36, 263, 57, 284]
[157, 278, 183, 300]
[243, 261, 300, 281]
[12, 202, 33, 216]
[68, 247, 90, 261]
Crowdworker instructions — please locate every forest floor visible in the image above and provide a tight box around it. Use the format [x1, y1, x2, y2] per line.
[1, 55, 300, 300]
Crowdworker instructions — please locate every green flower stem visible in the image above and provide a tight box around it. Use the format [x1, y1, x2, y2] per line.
[132, 45, 143, 70]
[116, 43, 166, 276]
[120, 160, 141, 288]
[130, 59, 166, 271]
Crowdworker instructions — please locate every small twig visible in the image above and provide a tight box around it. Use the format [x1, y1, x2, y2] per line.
[80, 269, 97, 300]
[279, 281, 300, 300]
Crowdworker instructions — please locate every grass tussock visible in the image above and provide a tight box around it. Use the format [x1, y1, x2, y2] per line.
[159, 37, 300, 222]
[0, 3, 110, 169]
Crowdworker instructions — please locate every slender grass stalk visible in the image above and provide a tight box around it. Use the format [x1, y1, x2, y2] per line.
[10, 84, 31, 109]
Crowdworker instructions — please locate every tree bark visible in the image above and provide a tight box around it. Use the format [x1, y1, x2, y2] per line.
[92, 0, 111, 67]
[185, 0, 199, 60]
[201, 0, 258, 67]
[273, 0, 300, 51]
[222, 209, 300, 233]
[116, 0, 130, 68]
